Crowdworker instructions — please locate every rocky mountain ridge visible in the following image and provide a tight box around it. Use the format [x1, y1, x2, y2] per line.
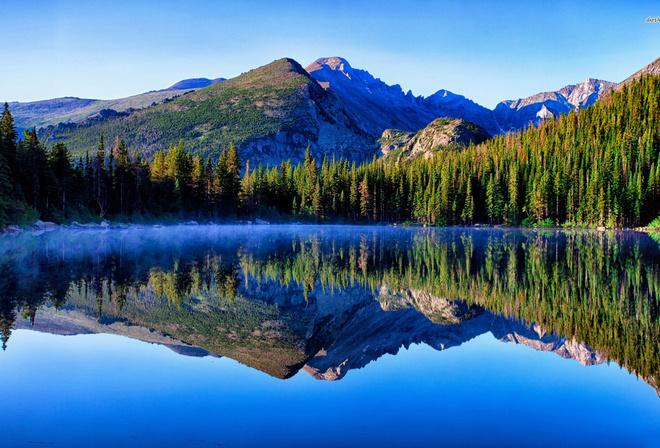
[306, 57, 500, 135]
[616, 56, 660, 90]
[493, 78, 616, 131]
[306, 56, 619, 136]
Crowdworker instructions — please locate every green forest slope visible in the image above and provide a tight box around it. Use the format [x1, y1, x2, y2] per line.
[38, 58, 375, 165]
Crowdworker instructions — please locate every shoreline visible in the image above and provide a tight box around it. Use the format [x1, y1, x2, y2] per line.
[2, 219, 658, 236]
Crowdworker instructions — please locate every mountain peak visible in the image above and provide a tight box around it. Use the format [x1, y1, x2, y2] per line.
[281, 57, 308, 73]
[222, 58, 315, 89]
[306, 57, 352, 75]
[164, 77, 225, 91]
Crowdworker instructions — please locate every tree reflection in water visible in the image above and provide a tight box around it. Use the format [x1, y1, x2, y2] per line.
[0, 226, 658, 388]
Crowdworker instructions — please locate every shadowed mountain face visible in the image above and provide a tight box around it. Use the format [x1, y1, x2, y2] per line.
[1, 225, 658, 394]
[306, 57, 501, 136]
[305, 57, 620, 138]
[303, 302, 607, 381]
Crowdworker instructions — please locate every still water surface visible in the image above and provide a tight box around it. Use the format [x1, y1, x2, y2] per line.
[0, 225, 659, 447]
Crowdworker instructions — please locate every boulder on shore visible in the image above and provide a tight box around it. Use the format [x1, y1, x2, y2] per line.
[31, 220, 58, 231]
[3, 225, 23, 234]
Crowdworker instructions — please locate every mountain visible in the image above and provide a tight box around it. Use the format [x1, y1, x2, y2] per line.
[424, 89, 500, 135]
[493, 78, 616, 131]
[306, 57, 617, 138]
[305, 57, 435, 135]
[163, 77, 225, 91]
[306, 57, 500, 135]
[39, 58, 377, 165]
[7, 78, 224, 134]
[7, 97, 98, 135]
[379, 117, 490, 161]
[13, 55, 649, 167]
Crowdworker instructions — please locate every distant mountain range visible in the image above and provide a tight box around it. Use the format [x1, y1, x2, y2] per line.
[7, 77, 225, 136]
[6, 55, 657, 164]
[492, 78, 616, 132]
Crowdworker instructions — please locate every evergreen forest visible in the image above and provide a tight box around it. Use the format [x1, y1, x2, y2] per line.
[1, 74, 660, 229]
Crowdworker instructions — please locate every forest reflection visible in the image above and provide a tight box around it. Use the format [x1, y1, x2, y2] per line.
[0, 226, 658, 385]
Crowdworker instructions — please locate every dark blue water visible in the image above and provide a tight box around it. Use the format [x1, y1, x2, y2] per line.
[0, 225, 659, 447]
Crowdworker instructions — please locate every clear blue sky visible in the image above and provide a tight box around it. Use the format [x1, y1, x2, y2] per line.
[2, 0, 659, 108]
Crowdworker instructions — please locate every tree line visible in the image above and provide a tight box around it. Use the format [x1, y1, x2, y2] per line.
[1, 74, 660, 228]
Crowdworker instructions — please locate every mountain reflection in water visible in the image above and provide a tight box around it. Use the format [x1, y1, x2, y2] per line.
[1, 225, 658, 393]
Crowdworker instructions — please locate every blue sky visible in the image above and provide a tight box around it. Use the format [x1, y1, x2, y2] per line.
[3, 0, 659, 108]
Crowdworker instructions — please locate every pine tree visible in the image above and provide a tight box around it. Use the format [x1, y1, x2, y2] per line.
[92, 133, 109, 217]
[0, 103, 18, 184]
[113, 140, 132, 216]
[461, 177, 474, 225]
[359, 173, 371, 220]
[49, 142, 72, 217]
[226, 143, 241, 217]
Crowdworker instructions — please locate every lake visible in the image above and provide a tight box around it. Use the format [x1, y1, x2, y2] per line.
[1, 225, 659, 447]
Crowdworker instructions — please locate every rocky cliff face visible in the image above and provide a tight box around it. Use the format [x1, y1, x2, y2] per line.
[379, 117, 491, 161]
[493, 78, 615, 132]
[305, 57, 434, 136]
[232, 60, 378, 166]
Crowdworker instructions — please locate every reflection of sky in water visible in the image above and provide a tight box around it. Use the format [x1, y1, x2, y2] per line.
[2, 330, 659, 448]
